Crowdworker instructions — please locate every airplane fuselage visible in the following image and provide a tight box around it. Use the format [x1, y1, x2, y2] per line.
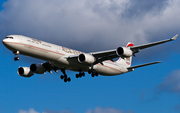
[3, 35, 129, 76]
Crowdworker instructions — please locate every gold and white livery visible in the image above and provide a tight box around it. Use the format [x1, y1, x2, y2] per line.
[2, 34, 178, 82]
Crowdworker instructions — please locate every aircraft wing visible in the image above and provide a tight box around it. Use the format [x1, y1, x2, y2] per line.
[42, 62, 60, 73]
[64, 50, 118, 64]
[91, 34, 178, 63]
[127, 61, 161, 71]
[92, 34, 177, 56]
[91, 50, 117, 62]
[65, 34, 177, 64]
[131, 34, 178, 53]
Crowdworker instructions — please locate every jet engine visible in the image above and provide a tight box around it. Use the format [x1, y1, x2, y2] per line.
[30, 64, 46, 74]
[116, 47, 133, 57]
[17, 67, 34, 77]
[78, 54, 96, 64]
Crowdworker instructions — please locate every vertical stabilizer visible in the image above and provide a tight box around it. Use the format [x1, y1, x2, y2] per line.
[116, 42, 134, 67]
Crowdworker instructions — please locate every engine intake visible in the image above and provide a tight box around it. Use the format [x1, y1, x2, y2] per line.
[17, 67, 34, 77]
[30, 64, 46, 74]
[116, 47, 133, 57]
[78, 54, 96, 64]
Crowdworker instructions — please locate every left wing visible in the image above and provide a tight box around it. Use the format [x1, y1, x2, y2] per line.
[66, 34, 178, 64]
[131, 34, 178, 53]
[92, 34, 178, 58]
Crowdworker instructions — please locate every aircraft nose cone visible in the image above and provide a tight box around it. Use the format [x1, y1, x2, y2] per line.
[2, 38, 8, 46]
[2, 38, 6, 44]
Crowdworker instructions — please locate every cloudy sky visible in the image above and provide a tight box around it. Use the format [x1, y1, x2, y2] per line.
[0, 0, 180, 113]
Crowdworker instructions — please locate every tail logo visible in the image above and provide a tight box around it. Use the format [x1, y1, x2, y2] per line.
[126, 43, 134, 48]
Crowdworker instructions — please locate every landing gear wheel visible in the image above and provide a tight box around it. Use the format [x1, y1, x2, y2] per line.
[60, 75, 64, 79]
[82, 72, 85, 77]
[64, 78, 67, 83]
[88, 70, 92, 74]
[79, 74, 82, 78]
[14, 57, 19, 61]
[90, 69, 98, 78]
[76, 74, 79, 78]
[75, 71, 85, 79]
[13, 51, 20, 61]
[95, 72, 98, 77]
[67, 78, 71, 82]
[64, 74, 67, 79]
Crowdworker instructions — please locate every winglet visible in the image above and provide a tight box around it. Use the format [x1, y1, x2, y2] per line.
[171, 34, 178, 40]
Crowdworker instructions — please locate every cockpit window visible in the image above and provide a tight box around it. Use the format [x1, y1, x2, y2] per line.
[5, 37, 13, 39]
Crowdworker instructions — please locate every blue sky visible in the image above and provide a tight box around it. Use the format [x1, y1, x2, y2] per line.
[0, 0, 180, 113]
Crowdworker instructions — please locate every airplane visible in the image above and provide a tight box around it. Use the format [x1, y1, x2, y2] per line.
[2, 34, 178, 82]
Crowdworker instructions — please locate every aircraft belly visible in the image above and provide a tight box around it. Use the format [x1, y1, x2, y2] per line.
[94, 64, 123, 76]
[53, 57, 89, 71]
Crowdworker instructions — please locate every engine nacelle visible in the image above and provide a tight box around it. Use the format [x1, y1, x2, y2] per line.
[30, 64, 46, 74]
[17, 67, 34, 77]
[78, 53, 96, 64]
[116, 47, 133, 57]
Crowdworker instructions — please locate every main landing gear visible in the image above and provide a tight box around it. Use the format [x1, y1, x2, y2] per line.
[60, 69, 71, 83]
[13, 51, 20, 61]
[76, 71, 85, 78]
[75, 70, 98, 79]
[88, 70, 98, 77]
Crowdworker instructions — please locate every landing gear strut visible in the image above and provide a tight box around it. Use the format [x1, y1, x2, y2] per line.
[76, 71, 85, 78]
[60, 69, 71, 82]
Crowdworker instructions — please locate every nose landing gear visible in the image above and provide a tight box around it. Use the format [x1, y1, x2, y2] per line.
[14, 56, 20, 61]
[13, 51, 20, 61]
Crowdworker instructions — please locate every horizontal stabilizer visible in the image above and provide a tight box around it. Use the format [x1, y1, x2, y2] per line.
[127, 61, 161, 71]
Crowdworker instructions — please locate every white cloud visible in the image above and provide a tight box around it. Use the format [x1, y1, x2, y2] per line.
[174, 104, 180, 112]
[0, 0, 179, 59]
[18, 107, 133, 113]
[18, 108, 39, 113]
[155, 70, 180, 94]
[86, 107, 134, 113]
[18, 108, 73, 113]
[42, 109, 73, 113]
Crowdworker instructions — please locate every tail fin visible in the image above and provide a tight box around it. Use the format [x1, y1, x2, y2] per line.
[126, 42, 134, 48]
[116, 42, 134, 67]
